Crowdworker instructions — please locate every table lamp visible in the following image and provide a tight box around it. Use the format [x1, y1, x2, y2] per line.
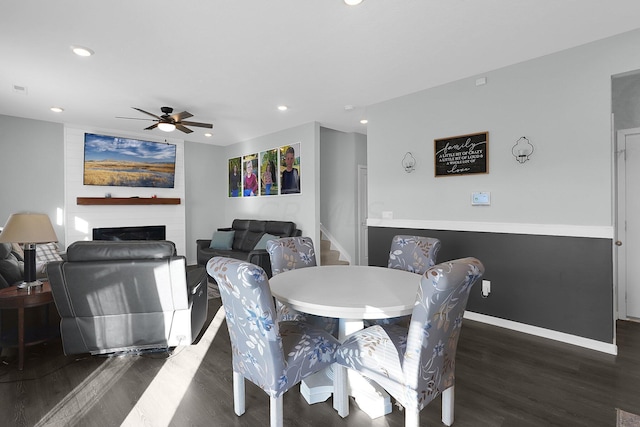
[0, 212, 58, 290]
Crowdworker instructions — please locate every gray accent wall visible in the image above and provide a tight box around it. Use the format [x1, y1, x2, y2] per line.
[0, 115, 65, 245]
[369, 227, 614, 342]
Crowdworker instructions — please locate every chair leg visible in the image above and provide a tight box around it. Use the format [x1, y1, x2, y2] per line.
[233, 371, 245, 416]
[405, 407, 420, 427]
[442, 385, 454, 426]
[332, 363, 349, 417]
[270, 395, 283, 427]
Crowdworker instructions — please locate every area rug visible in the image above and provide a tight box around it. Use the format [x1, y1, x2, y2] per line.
[618, 408, 640, 427]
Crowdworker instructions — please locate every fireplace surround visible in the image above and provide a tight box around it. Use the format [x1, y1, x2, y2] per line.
[93, 225, 166, 241]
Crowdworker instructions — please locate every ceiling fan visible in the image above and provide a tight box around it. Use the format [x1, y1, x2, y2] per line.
[117, 106, 213, 134]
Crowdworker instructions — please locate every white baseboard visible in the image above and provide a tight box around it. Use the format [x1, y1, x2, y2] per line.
[464, 311, 618, 355]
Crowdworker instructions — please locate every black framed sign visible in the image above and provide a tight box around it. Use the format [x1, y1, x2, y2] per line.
[434, 131, 488, 177]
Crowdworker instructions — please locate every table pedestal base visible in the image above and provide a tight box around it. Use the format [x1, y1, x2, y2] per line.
[301, 367, 392, 419]
[347, 371, 392, 418]
[301, 371, 333, 404]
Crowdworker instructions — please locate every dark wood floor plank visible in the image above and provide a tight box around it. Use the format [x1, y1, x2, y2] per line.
[0, 298, 638, 426]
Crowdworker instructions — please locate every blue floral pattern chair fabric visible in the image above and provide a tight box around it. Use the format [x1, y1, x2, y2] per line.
[207, 257, 339, 427]
[266, 237, 338, 336]
[333, 257, 484, 427]
[368, 235, 442, 327]
[388, 235, 441, 275]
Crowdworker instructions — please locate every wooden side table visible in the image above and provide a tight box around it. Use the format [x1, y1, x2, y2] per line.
[0, 282, 57, 370]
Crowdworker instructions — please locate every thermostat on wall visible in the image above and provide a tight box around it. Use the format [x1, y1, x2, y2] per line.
[471, 192, 491, 206]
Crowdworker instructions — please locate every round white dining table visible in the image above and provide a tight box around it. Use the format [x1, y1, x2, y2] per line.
[268, 265, 422, 419]
[269, 265, 420, 329]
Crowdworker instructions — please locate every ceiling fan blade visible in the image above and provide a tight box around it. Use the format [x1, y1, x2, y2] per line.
[181, 120, 213, 129]
[116, 116, 156, 121]
[132, 107, 161, 119]
[145, 123, 159, 131]
[176, 124, 194, 134]
[171, 111, 193, 122]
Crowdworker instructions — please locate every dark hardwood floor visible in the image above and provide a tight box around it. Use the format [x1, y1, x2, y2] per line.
[1, 298, 639, 426]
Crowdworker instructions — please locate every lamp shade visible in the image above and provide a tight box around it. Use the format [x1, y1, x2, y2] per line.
[0, 213, 58, 244]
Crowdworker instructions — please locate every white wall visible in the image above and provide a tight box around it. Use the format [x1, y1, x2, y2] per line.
[64, 127, 187, 255]
[320, 128, 366, 262]
[223, 122, 321, 246]
[367, 28, 640, 233]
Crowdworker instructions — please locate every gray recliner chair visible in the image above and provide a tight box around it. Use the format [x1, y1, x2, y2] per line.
[48, 240, 208, 355]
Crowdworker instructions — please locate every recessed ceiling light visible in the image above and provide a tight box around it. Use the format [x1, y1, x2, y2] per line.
[344, 0, 363, 5]
[360, 119, 368, 124]
[50, 107, 64, 113]
[71, 45, 94, 57]
[204, 132, 213, 137]
[277, 105, 288, 111]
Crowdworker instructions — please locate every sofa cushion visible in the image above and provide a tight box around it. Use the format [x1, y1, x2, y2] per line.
[36, 242, 63, 277]
[240, 231, 264, 252]
[253, 233, 279, 251]
[67, 241, 176, 262]
[248, 221, 267, 232]
[204, 249, 247, 262]
[265, 221, 295, 237]
[231, 219, 252, 231]
[209, 230, 235, 250]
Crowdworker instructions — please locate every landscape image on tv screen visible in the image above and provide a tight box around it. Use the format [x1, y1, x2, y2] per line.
[83, 133, 176, 188]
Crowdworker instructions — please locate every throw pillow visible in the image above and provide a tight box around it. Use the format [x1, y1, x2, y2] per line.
[253, 233, 279, 251]
[210, 230, 235, 250]
[36, 242, 63, 277]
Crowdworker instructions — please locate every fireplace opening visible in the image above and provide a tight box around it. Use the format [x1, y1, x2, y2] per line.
[92, 225, 166, 241]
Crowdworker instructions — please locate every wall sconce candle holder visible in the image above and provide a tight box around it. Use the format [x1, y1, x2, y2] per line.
[402, 152, 416, 173]
[512, 137, 534, 164]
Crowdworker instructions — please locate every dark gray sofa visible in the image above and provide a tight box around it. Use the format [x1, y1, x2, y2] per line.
[196, 219, 300, 277]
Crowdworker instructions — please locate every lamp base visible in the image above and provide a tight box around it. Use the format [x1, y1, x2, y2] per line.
[17, 280, 43, 291]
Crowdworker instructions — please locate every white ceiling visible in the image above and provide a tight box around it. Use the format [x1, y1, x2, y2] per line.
[2, 1, 640, 146]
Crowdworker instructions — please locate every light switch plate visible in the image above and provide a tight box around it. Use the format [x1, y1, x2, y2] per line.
[472, 192, 491, 206]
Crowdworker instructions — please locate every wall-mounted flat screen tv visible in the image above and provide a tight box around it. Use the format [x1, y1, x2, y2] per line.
[83, 133, 176, 188]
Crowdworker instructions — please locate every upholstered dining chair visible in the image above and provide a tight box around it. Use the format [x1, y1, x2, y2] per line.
[206, 257, 340, 427]
[388, 234, 441, 275]
[368, 235, 442, 327]
[266, 236, 338, 336]
[333, 257, 484, 427]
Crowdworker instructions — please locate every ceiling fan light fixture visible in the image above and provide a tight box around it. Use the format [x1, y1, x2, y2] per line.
[71, 45, 94, 57]
[158, 122, 176, 132]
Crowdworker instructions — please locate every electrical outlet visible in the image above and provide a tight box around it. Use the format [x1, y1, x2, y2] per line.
[482, 280, 491, 297]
